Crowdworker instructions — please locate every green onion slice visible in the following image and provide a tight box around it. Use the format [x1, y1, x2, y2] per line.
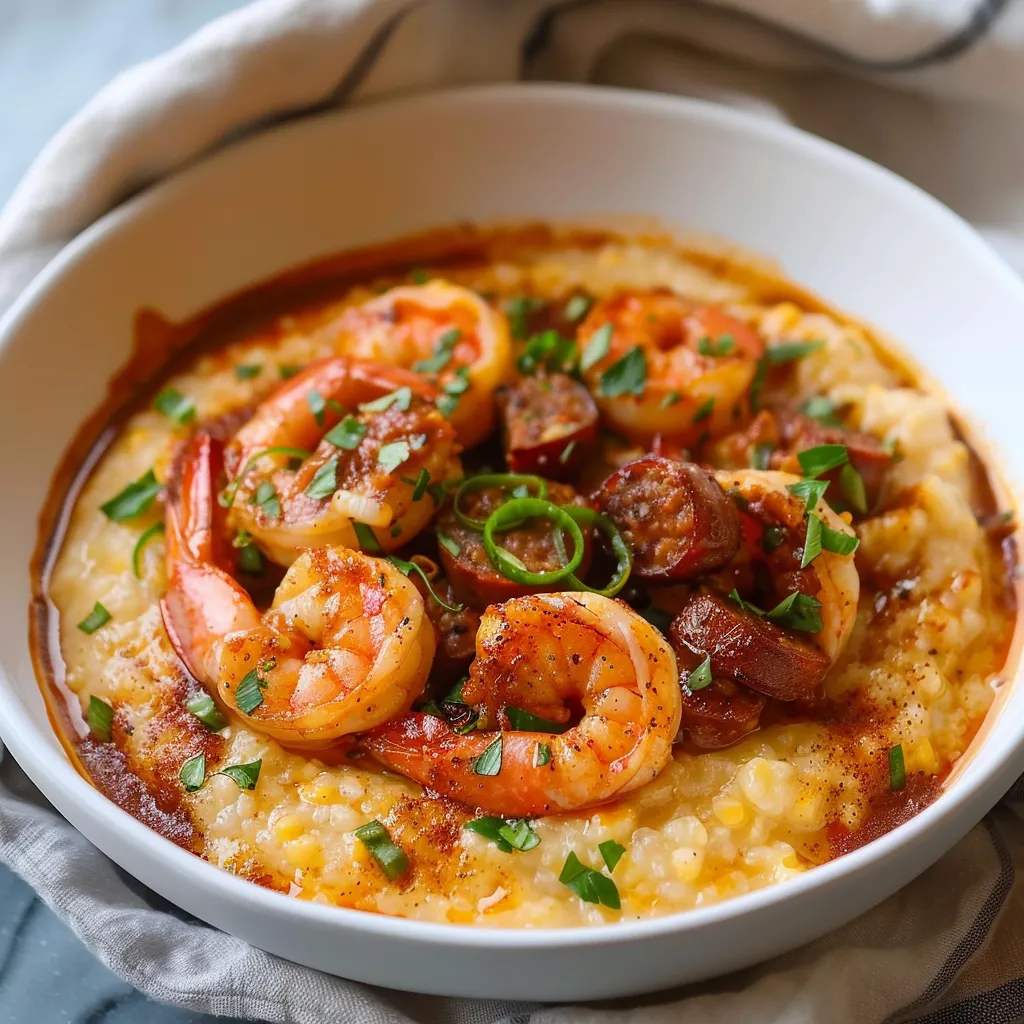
[482, 499, 584, 586]
[186, 691, 227, 731]
[354, 820, 410, 880]
[765, 340, 825, 364]
[132, 521, 165, 578]
[77, 602, 112, 635]
[888, 744, 907, 791]
[86, 696, 114, 741]
[386, 556, 464, 613]
[353, 521, 381, 552]
[453, 473, 549, 530]
[101, 469, 162, 522]
[560, 506, 633, 598]
[154, 388, 196, 426]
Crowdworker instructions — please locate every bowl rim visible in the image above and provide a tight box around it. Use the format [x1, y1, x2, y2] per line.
[2, 80, 1024, 950]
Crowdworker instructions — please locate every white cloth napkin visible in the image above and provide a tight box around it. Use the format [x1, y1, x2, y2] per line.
[3, 2, 1024, 1021]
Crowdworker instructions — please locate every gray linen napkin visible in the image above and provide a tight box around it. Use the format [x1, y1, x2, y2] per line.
[4, 2, 1024, 1020]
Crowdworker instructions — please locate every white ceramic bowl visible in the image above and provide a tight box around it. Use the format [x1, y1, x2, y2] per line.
[1, 85, 1023, 1002]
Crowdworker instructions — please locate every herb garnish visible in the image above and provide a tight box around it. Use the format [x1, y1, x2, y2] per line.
[324, 416, 366, 450]
[766, 340, 825, 364]
[534, 742, 552, 767]
[599, 840, 626, 873]
[697, 335, 735, 357]
[504, 707, 569, 733]
[559, 852, 621, 910]
[797, 444, 849, 478]
[86, 696, 114, 741]
[598, 346, 647, 397]
[359, 386, 412, 414]
[413, 327, 461, 374]
[752, 443, 774, 470]
[470, 735, 503, 776]
[354, 820, 410, 880]
[77, 602, 112, 635]
[306, 389, 327, 426]
[464, 816, 540, 853]
[251, 480, 281, 519]
[692, 396, 715, 424]
[234, 364, 262, 381]
[386, 556, 465, 613]
[101, 469, 162, 522]
[132, 521, 165, 578]
[437, 531, 461, 558]
[888, 744, 906, 791]
[505, 296, 546, 340]
[564, 294, 593, 323]
[580, 323, 612, 372]
[765, 591, 823, 633]
[305, 457, 339, 500]
[353, 522, 381, 552]
[377, 440, 411, 474]
[186, 691, 227, 732]
[685, 655, 713, 692]
[154, 388, 196, 426]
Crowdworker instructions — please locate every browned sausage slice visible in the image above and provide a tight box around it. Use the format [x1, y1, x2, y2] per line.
[435, 481, 591, 611]
[671, 588, 829, 702]
[597, 456, 741, 580]
[669, 624, 767, 747]
[497, 374, 598, 480]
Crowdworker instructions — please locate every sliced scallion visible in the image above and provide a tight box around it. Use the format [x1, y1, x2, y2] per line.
[77, 602, 112, 635]
[354, 820, 410, 880]
[86, 695, 114, 741]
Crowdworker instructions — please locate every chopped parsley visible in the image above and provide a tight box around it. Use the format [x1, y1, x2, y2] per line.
[77, 602, 112, 635]
[697, 334, 735, 357]
[359, 386, 412, 414]
[219, 760, 262, 791]
[685, 655, 713, 692]
[154, 388, 196, 426]
[563, 294, 593, 323]
[559, 852, 620, 910]
[801, 513, 823, 568]
[306, 389, 326, 426]
[505, 296, 546, 339]
[599, 840, 626, 873]
[533, 742, 552, 767]
[464, 816, 540, 853]
[802, 395, 842, 426]
[692, 396, 715, 424]
[797, 444, 848, 478]
[840, 462, 868, 514]
[765, 591, 823, 633]
[409, 267, 429, 284]
[765, 340, 825, 364]
[186, 691, 227, 731]
[786, 478, 829, 513]
[580, 323, 612, 372]
[180, 753, 206, 792]
[86, 696, 114, 741]
[659, 390, 680, 409]
[470, 735, 503, 776]
[517, 330, 578, 375]
[305, 457, 339, 500]
[251, 480, 281, 519]
[598, 346, 647, 397]
[504, 707, 569, 733]
[324, 416, 366, 450]
[235, 661, 275, 715]
[101, 469, 162, 522]
[377, 440, 411, 474]
[354, 820, 410, 880]
[278, 364, 303, 380]
[413, 327, 461, 374]
[234, 364, 262, 381]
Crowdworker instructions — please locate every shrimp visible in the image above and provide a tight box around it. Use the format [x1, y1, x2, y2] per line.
[161, 432, 435, 748]
[577, 291, 764, 445]
[365, 593, 681, 816]
[330, 280, 512, 448]
[224, 357, 460, 567]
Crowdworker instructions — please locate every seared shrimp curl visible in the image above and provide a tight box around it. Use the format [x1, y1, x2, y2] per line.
[162, 433, 434, 748]
[332, 281, 512, 449]
[366, 593, 681, 816]
[225, 357, 460, 566]
[578, 291, 764, 445]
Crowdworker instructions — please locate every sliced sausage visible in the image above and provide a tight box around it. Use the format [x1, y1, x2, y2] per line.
[497, 373, 598, 480]
[671, 588, 829, 702]
[435, 481, 591, 611]
[597, 456, 741, 580]
[669, 625, 766, 748]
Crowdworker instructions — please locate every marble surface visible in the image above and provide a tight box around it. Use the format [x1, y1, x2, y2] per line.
[0, 7, 247, 1021]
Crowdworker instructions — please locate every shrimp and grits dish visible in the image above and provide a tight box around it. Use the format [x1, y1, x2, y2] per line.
[32, 226, 1018, 927]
